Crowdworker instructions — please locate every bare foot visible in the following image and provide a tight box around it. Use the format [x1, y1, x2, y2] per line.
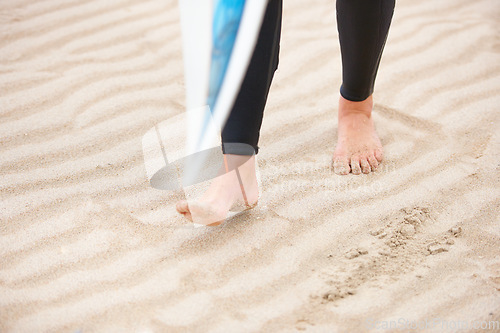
[332, 95, 383, 175]
[176, 154, 259, 226]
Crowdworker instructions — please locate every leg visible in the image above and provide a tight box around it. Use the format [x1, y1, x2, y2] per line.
[333, 0, 395, 175]
[221, 0, 282, 155]
[176, 0, 282, 224]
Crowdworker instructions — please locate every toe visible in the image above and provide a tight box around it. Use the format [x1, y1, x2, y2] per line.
[333, 157, 351, 175]
[374, 148, 384, 162]
[176, 200, 193, 221]
[176, 200, 189, 214]
[360, 158, 371, 174]
[368, 154, 379, 170]
[350, 156, 362, 175]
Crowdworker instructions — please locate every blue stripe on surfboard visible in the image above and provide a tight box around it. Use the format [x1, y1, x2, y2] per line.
[197, 0, 246, 151]
[208, 0, 246, 110]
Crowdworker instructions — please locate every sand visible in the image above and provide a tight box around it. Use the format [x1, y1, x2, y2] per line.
[1, 0, 499, 332]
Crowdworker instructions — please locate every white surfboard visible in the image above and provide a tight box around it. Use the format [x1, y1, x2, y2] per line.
[142, 0, 268, 220]
[179, 0, 268, 117]
[180, 0, 268, 185]
[210, 0, 269, 132]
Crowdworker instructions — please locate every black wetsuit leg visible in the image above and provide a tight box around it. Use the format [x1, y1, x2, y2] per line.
[221, 0, 395, 155]
[337, 0, 395, 101]
[221, 0, 282, 155]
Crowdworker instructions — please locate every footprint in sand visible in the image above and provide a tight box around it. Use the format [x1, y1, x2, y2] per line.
[310, 207, 465, 307]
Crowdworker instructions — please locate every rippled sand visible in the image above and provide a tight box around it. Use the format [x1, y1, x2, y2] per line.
[1, 0, 499, 331]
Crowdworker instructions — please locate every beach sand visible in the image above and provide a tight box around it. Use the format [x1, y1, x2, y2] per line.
[1, 0, 499, 331]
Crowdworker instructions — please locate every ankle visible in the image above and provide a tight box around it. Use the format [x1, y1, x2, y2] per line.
[338, 95, 373, 119]
[223, 154, 256, 178]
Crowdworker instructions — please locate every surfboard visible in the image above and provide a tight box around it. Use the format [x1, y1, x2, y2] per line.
[180, 0, 268, 185]
[179, 0, 268, 119]
[143, 0, 268, 198]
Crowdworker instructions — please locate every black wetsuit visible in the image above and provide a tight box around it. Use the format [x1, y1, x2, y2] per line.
[221, 0, 395, 155]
